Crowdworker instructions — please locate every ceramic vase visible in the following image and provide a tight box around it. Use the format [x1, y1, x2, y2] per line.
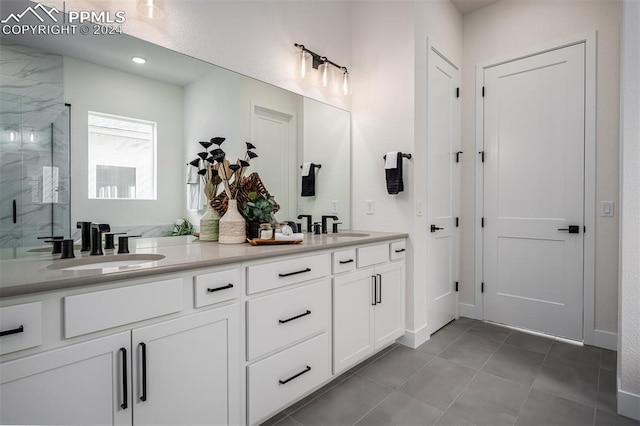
[218, 199, 246, 244]
[199, 203, 221, 241]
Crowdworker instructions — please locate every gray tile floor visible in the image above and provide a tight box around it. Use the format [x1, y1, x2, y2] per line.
[261, 318, 640, 426]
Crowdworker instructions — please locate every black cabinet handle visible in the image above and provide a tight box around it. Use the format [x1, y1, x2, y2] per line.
[279, 310, 311, 324]
[339, 259, 354, 264]
[207, 283, 234, 293]
[139, 342, 147, 402]
[120, 348, 128, 410]
[376, 274, 382, 304]
[0, 325, 24, 337]
[394, 248, 406, 253]
[279, 268, 311, 278]
[12, 200, 17, 224]
[279, 366, 311, 385]
[372, 276, 377, 306]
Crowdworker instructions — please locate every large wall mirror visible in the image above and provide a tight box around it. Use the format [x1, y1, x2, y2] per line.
[0, 4, 350, 249]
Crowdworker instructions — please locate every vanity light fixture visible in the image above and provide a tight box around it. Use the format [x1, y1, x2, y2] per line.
[295, 43, 350, 95]
[9, 130, 17, 142]
[137, 0, 164, 19]
[132, 56, 147, 64]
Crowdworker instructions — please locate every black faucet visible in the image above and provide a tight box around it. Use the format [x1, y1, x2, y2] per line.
[321, 215, 339, 234]
[90, 223, 111, 256]
[297, 214, 313, 233]
[76, 221, 92, 252]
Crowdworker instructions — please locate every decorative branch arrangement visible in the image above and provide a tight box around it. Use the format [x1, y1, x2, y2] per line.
[188, 137, 260, 203]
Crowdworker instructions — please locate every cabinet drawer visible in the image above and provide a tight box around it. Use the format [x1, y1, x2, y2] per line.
[0, 302, 42, 355]
[64, 278, 183, 338]
[332, 249, 356, 274]
[194, 268, 239, 308]
[390, 241, 406, 260]
[248, 332, 330, 425]
[247, 280, 330, 361]
[246, 253, 330, 294]
[357, 244, 389, 268]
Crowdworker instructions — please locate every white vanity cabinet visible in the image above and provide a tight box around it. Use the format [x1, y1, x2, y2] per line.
[333, 242, 405, 374]
[245, 253, 332, 425]
[0, 269, 241, 426]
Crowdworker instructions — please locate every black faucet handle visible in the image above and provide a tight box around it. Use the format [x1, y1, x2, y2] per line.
[332, 222, 342, 234]
[313, 222, 322, 235]
[43, 238, 65, 254]
[104, 232, 126, 250]
[117, 235, 141, 254]
[61, 239, 75, 259]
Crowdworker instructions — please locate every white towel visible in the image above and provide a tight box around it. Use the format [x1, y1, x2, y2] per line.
[274, 233, 304, 242]
[385, 152, 399, 169]
[301, 162, 312, 176]
[186, 166, 199, 184]
[186, 167, 201, 211]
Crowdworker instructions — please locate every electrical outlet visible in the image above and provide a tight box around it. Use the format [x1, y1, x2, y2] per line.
[331, 200, 339, 214]
[416, 200, 424, 216]
[366, 200, 375, 215]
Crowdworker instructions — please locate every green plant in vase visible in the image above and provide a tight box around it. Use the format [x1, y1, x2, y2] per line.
[242, 191, 276, 239]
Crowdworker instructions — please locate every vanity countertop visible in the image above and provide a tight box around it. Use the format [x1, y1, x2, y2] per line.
[0, 231, 408, 298]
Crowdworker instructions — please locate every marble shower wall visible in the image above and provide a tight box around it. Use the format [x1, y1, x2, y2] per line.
[0, 42, 68, 248]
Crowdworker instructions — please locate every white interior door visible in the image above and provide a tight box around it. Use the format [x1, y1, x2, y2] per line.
[252, 105, 296, 221]
[482, 43, 585, 340]
[427, 47, 460, 335]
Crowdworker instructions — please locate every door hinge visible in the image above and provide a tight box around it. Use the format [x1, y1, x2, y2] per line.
[455, 281, 459, 292]
[455, 217, 459, 228]
[456, 87, 460, 98]
[481, 282, 484, 293]
[479, 150, 485, 162]
[481, 217, 484, 228]
[482, 86, 485, 97]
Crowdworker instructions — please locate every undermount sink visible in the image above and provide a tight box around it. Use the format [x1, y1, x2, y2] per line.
[28, 245, 80, 253]
[330, 232, 370, 238]
[47, 254, 165, 271]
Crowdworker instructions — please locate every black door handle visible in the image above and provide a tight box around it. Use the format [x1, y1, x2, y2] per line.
[279, 268, 311, 278]
[430, 224, 444, 233]
[0, 325, 24, 337]
[139, 342, 147, 402]
[279, 366, 311, 385]
[12, 200, 17, 224]
[120, 348, 128, 410]
[279, 310, 311, 324]
[558, 225, 580, 234]
[207, 283, 234, 293]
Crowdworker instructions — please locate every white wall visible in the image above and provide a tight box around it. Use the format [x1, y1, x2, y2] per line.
[65, 56, 184, 227]
[460, 0, 622, 336]
[618, 0, 640, 419]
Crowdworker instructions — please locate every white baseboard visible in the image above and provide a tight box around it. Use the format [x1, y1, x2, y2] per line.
[618, 388, 640, 421]
[593, 329, 618, 350]
[459, 303, 478, 319]
[397, 324, 430, 349]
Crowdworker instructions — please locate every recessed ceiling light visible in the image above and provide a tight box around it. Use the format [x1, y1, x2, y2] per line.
[132, 56, 147, 64]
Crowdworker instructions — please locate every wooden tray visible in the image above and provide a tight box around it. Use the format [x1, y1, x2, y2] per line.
[247, 238, 303, 246]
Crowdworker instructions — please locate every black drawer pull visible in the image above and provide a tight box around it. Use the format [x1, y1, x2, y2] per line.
[207, 283, 234, 293]
[279, 268, 311, 278]
[279, 366, 311, 385]
[394, 248, 406, 253]
[279, 310, 311, 324]
[0, 325, 24, 337]
[139, 342, 147, 402]
[339, 259, 354, 264]
[120, 348, 128, 410]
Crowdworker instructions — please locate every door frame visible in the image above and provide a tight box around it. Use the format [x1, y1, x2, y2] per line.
[473, 32, 597, 344]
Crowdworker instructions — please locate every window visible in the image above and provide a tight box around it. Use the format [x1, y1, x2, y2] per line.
[88, 112, 156, 200]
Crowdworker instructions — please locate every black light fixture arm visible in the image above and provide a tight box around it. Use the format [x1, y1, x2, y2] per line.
[295, 43, 348, 73]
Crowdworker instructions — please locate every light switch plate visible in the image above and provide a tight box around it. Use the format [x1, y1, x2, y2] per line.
[416, 200, 424, 216]
[331, 200, 339, 214]
[602, 201, 614, 217]
[366, 200, 375, 215]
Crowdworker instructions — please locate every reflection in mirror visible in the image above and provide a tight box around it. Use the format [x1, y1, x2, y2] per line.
[0, 16, 350, 250]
